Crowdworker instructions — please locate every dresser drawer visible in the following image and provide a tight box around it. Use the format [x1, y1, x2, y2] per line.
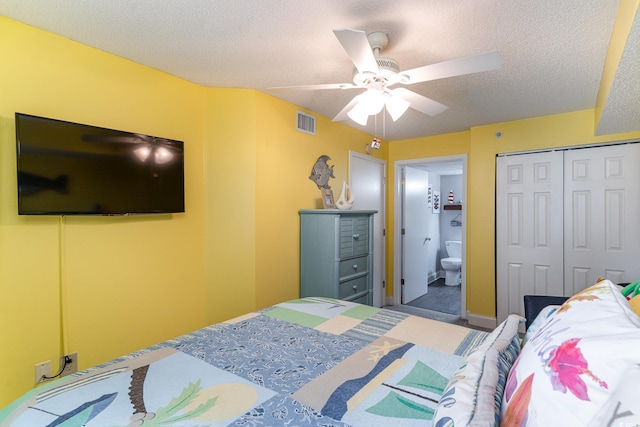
[339, 216, 369, 257]
[338, 275, 368, 299]
[338, 256, 368, 279]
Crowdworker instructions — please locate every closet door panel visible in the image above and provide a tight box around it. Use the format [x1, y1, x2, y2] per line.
[496, 151, 564, 323]
[564, 144, 640, 295]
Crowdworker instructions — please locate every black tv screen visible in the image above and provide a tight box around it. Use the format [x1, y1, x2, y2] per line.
[15, 113, 185, 215]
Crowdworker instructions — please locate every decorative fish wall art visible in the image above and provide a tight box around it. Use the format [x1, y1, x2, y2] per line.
[309, 155, 335, 189]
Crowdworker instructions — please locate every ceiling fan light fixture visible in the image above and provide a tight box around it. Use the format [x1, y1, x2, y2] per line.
[360, 89, 385, 115]
[385, 93, 411, 121]
[347, 101, 370, 126]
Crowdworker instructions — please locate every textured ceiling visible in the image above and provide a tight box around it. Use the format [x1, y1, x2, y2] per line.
[0, 0, 636, 141]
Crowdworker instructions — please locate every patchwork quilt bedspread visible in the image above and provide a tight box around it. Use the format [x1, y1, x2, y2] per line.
[0, 297, 488, 427]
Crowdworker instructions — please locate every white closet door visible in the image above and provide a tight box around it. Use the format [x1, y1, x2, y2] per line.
[496, 151, 565, 323]
[563, 143, 640, 295]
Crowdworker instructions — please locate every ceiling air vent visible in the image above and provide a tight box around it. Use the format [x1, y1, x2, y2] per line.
[296, 111, 316, 135]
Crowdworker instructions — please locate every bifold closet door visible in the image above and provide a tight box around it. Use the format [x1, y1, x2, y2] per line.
[497, 143, 640, 323]
[563, 143, 640, 295]
[496, 151, 565, 323]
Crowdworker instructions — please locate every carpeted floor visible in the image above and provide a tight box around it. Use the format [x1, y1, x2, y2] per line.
[384, 304, 467, 326]
[384, 303, 492, 332]
[406, 278, 461, 315]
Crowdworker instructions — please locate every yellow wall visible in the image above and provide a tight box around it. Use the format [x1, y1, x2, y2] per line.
[0, 16, 377, 406]
[466, 110, 640, 316]
[201, 88, 384, 321]
[0, 16, 209, 405]
[1, 2, 639, 409]
[203, 88, 258, 323]
[253, 92, 386, 309]
[387, 110, 640, 317]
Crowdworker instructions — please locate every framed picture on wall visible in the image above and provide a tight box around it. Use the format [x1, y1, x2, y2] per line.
[427, 186, 433, 207]
[322, 188, 335, 208]
[432, 191, 440, 213]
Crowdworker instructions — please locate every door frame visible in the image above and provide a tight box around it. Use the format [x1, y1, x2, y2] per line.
[393, 154, 468, 317]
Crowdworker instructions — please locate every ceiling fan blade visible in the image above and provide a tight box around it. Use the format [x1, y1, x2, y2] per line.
[333, 28, 379, 75]
[268, 83, 358, 91]
[332, 94, 363, 122]
[392, 88, 448, 116]
[402, 50, 502, 85]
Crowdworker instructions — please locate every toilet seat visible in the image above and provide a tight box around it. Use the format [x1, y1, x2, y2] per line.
[441, 257, 461, 266]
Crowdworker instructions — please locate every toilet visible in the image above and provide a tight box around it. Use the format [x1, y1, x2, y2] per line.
[441, 241, 462, 286]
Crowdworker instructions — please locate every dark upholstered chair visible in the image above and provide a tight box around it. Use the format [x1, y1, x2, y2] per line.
[523, 295, 569, 330]
[523, 283, 629, 330]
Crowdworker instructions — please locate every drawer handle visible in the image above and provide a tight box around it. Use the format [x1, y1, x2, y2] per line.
[352, 285, 358, 291]
[352, 264, 358, 270]
[352, 234, 360, 240]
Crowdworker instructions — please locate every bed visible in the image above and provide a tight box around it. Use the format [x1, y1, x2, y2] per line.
[0, 297, 523, 427]
[10, 279, 638, 427]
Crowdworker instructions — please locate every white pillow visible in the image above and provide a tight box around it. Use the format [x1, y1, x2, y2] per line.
[522, 305, 560, 346]
[500, 280, 640, 426]
[586, 364, 640, 427]
[433, 314, 522, 427]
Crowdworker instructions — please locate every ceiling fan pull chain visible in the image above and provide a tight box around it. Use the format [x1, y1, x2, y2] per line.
[382, 107, 386, 139]
[374, 111, 378, 139]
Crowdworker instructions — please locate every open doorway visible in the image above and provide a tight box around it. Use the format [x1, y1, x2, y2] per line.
[393, 155, 467, 318]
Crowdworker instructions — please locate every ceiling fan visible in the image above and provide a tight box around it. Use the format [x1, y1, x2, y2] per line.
[270, 29, 502, 126]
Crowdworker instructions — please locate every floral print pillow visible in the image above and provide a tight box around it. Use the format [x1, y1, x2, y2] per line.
[586, 363, 640, 427]
[522, 304, 560, 346]
[500, 280, 640, 426]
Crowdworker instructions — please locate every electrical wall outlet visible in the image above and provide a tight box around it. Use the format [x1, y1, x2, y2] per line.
[61, 352, 78, 377]
[35, 360, 51, 384]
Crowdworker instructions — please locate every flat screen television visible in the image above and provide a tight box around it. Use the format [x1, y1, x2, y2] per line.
[15, 113, 185, 215]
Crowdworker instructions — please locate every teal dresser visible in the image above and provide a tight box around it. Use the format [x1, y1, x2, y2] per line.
[299, 209, 377, 306]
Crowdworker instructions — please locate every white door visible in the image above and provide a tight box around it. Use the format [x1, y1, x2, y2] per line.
[496, 151, 565, 323]
[402, 166, 435, 303]
[349, 152, 386, 307]
[563, 143, 640, 294]
[497, 143, 640, 322]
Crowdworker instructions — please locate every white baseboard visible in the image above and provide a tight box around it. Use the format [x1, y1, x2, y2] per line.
[466, 311, 497, 330]
[385, 296, 395, 306]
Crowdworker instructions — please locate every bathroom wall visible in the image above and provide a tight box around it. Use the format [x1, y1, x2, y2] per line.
[437, 174, 463, 274]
